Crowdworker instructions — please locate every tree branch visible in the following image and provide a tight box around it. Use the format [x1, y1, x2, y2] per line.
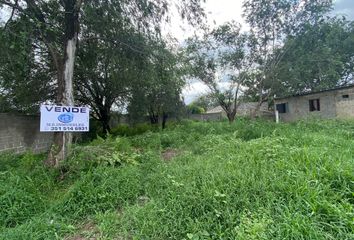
[3, 0, 18, 29]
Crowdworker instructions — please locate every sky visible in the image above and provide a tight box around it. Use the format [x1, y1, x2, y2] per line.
[179, 0, 354, 104]
[166, 0, 245, 104]
[333, 0, 354, 19]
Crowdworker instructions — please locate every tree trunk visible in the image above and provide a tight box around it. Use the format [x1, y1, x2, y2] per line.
[226, 111, 236, 123]
[162, 112, 168, 129]
[101, 110, 111, 135]
[149, 108, 159, 125]
[46, 0, 81, 167]
[150, 115, 159, 124]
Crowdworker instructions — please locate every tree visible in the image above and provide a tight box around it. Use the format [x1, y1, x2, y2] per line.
[274, 17, 354, 96]
[186, 103, 205, 114]
[0, 0, 205, 167]
[128, 41, 185, 129]
[0, 22, 54, 113]
[0, 0, 83, 167]
[184, 22, 251, 123]
[190, 93, 219, 112]
[75, 3, 153, 134]
[1, 0, 84, 166]
[242, 0, 334, 105]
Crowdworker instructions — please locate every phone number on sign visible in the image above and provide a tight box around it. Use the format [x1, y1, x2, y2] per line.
[49, 126, 88, 131]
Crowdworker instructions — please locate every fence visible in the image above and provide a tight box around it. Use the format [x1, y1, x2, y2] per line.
[188, 112, 223, 121]
[0, 113, 53, 153]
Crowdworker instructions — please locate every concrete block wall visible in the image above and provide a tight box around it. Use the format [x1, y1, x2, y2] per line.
[0, 113, 53, 154]
[188, 113, 223, 121]
[275, 86, 354, 122]
[335, 88, 354, 118]
[275, 92, 337, 122]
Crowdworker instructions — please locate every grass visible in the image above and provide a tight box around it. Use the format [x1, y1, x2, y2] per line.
[0, 119, 353, 239]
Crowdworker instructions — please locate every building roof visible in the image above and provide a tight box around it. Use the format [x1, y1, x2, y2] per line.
[207, 106, 224, 114]
[274, 84, 354, 101]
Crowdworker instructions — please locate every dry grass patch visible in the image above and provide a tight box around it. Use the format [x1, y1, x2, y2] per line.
[65, 221, 99, 240]
[161, 148, 181, 161]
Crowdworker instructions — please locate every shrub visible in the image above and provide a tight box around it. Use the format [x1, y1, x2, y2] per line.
[62, 137, 142, 180]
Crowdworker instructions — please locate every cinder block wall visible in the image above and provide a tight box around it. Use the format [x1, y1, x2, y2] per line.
[279, 92, 337, 122]
[335, 88, 354, 118]
[188, 113, 223, 121]
[0, 113, 53, 153]
[274, 87, 354, 122]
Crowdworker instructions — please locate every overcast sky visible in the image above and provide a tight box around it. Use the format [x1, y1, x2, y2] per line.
[180, 0, 354, 104]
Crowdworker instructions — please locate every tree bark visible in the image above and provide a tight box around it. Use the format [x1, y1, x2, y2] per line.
[149, 107, 159, 125]
[226, 111, 236, 123]
[219, 101, 237, 124]
[162, 112, 168, 129]
[150, 114, 159, 124]
[46, 0, 81, 167]
[100, 107, 111, 135]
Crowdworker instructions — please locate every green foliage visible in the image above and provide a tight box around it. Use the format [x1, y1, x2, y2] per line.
[190, 93, 219, 111]
[183, 22, 250, 122]
[0, 172, 45, 227]
[57, 167, 142, 219]
[0, 23, 54, 113]
[0, 0, 205, 126]
[80, 118, 104, 142]
[275, 18, 354, 96]
[1, 119, 354, 239]
[242, 0, 334, 102]
[127, 41, 186, 126]
[110, 123, 159, 137]
[62, 136, 143, 180]
[0, 215, 75, 240]
[186, 103, 205, 114]
[0, 153, 57, 230]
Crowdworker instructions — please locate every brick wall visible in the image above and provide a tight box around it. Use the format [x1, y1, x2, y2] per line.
[0, 113, 53, 153]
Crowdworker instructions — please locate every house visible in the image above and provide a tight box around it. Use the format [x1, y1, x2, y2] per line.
[274, 84, 354, 122]
[207, 102, 271, 118]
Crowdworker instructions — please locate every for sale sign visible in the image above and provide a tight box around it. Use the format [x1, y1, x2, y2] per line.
[40, 105, 89, 132]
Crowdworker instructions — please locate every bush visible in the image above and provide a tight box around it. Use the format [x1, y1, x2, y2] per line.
[186, 104, 205, 114]
[62, 136, 142, 180]
[80, 118, 104, 142]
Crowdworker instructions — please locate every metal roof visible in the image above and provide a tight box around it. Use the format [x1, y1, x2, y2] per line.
[274, 84, 354, 101]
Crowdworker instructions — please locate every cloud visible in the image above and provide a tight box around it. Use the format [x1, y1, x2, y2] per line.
[182, 81, 210, 104]
[204, 0, 245, 27]
[333, 0, 354, 20]
[162, 0, 247, 42]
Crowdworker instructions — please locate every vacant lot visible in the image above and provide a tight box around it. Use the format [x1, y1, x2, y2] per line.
[0, 119, 353, 239]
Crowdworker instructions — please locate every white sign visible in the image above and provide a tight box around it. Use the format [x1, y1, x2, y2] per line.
[40, 105, 89, 132]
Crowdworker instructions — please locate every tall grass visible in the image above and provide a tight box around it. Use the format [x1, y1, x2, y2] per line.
[0, 119, 353, 239]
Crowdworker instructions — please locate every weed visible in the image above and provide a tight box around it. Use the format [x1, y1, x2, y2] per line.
[0, 119, 353, 239]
